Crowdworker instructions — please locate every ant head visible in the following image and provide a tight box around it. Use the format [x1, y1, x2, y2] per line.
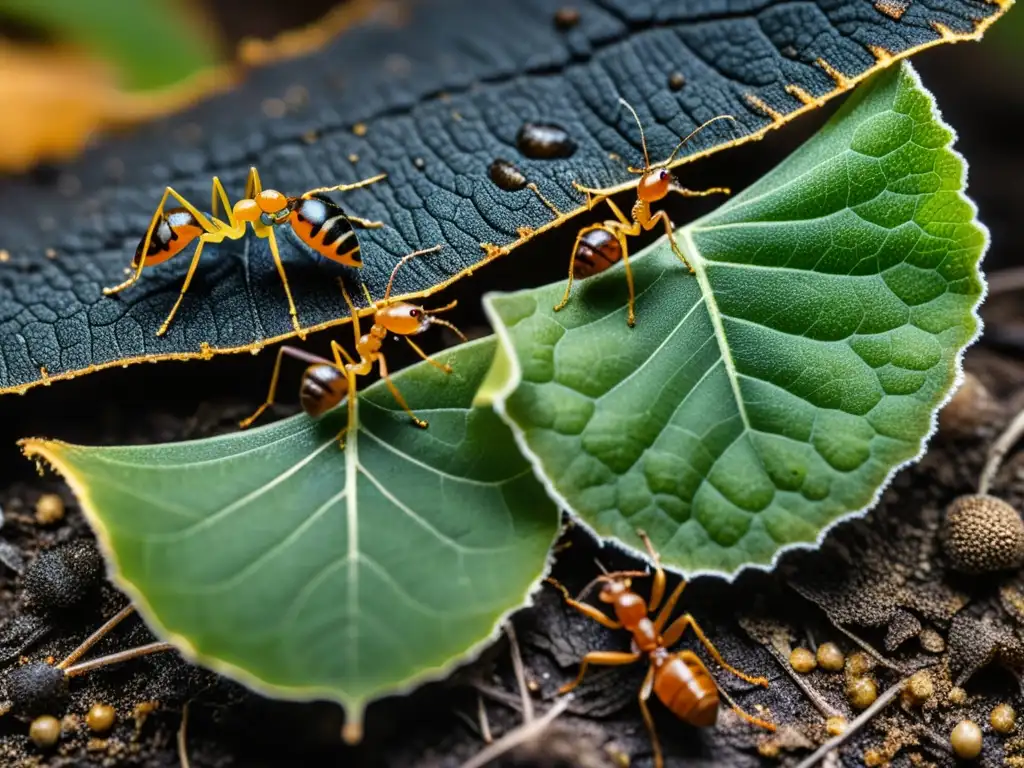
[256, 189, 289, 215]
[598, 578, 630, 603]
[637, 168, 673, 202]
[377, 303, 432, 336]
[233, 198, 262, 223]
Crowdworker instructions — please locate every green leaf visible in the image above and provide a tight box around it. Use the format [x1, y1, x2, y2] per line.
[484, 61, 985, 577]
[20, 336, 559, 734]
[0, 0, 219, 91]
[0, 0, 1007, 396]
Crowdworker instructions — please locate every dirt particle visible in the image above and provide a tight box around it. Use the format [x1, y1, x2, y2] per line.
[939, 371, 1002, 434]
[992, 703, 1016, 734]
[918, 626, 946, 653]
[348, 153, 359, 164]
[901, 669, 933, 707]
[789, 647, 816, 673]
[29, 714, 60, 749]
[302, 130, 319, 144]
[845, 651, 873, 678]
[668, 71, 686, 91]
[553, 7, 580, 30]
[757, 739, 780, 758]
[0, 249, 8, 262]
[488, 158, 528, 191]
[34, 494, 64, 525]
[949, 686, 968, 705]
[44, 248, 57, 260]
[951, 720, 983, 759]
[816, 642, 844, 672]
[352, 123, 368, 137]
[413, 157, 426, 170]
[826, 716, 846, 736]
[516, 122, 576, 159]
[284, 85, 308, 107]
[86, 702, 115, 734]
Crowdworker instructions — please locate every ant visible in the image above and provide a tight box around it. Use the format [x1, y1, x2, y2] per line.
[555, 98, 736, 326]
[239, 244, 466, 441]
[103, 166, 388, 338]
[547, 530, 774, 768]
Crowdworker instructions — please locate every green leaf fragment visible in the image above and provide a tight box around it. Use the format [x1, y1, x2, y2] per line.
[484, 61, 986, 577]
[20, 337, 559, 732]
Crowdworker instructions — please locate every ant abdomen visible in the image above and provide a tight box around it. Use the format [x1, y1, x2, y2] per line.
[573, 228, 622, 278]
[300, 363, 349, 417]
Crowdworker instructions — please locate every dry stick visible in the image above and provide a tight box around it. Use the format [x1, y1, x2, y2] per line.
[457, 695, 574, 768]
[472, 682, 524, 713]
[64, 642, 176, 677]
[979, 406, 1024, 495]
[57, 603, 136, 670]
[477, 694, 493, 744]
[832, 622, 904, 672]
[761, 643, 840, 718]
[793, 676, 908, 768]
[178, 701, 191, 768]
[504, 624, 534, 723]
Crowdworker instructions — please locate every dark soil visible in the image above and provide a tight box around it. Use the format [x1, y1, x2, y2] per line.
[0, 3, 1021, 767]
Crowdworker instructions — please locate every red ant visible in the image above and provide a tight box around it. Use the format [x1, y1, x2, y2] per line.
[103, 166, 387, 338]
[239, 245, 466, 441]
[555, 99, 736, 326]
[547, 530, 774, 768]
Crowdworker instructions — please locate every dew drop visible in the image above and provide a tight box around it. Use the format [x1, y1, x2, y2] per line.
[488, 158, 527, 191]
[553, 7, 580, 30]
[516, 123, 576, 159]
[668, 71, 686, 91]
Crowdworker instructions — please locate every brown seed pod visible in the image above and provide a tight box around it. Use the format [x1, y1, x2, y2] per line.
[943, 494, 1024, 574]
[86, 702, 115, 733]
[816, 642, 845, 672]
[991, 703, 1016, 734]
[939, 371, 1001, 435]
[847, 677, 878, 710]
[901, 669, 934, 707]
[789, 647, 816, 674]
[28, 714, 60, 749]
[950, 720, 983, 759]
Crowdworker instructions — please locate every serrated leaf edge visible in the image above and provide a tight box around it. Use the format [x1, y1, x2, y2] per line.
[483, 60, 989, 581]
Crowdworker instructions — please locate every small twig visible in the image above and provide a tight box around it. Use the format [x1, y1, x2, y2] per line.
[504, 624, 533, 723]
[477, 694, 493, 744]
[762, 643, 840, 718]
[57, 603, 136, 670]
[64, 641, 176, 677]
[177, 701, 191, 768]
[457, 695, 574, 768]
[471, 682, 523, 713]
[832, 623, 904, 672]
[979, 406, 1024, 495]
[454, 709, 482, 739]
[793, 675, 909, 768]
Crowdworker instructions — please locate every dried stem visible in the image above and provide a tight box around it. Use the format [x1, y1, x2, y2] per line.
[64, 641, 176, 677]
[979, 406, 1024, 495]
[457, 695, 574, 768]
[57, 603, 136, 670]
[504, 624, 534, 723]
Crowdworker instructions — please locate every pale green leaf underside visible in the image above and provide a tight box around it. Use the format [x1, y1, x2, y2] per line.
[485, 62, 985, 576]
[23, 337, 558, 725]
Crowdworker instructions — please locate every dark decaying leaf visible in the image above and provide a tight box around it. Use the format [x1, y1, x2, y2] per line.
[0, 0, 1006, 395]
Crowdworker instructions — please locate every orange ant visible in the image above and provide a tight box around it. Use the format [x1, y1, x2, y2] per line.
[239, 245, 467, 440]
[555, 99, 736, 326]
[547, 530, 774, 768]
[103, 166, 387, 338]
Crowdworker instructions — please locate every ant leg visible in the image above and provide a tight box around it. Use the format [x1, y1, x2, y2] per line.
[330, 340, 357, 368]
[558, 650, 641, 695]
[616, 232, 638, 327]
[378, 355, 428, 428]
[662, 614, 769, 688]
[653, 580, 687, 635]
[156, 237, 215, 337]
[338, 280, 364, 352]
[636, 530, 666, 614]
[649, 209, 694, 274]
[245, 166, 263, 199]
[404, 337, 452, 374]
[638, 665, 665, 768]
[210, 176, 237, 226]
[264, 227, 304, 338]
[545, 577, 622, 630]
[239, 346, 334, 429]
[344, 215, 385, 229]
[679, 651, 775, 731]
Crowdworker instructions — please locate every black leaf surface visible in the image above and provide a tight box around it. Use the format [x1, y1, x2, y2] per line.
[0, 0, 1005, 394]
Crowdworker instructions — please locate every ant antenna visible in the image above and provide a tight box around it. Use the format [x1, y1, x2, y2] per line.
[628, 114, 738, 173]
[305, 173, 388, 198]
[576, 569, 648, 601]
[617, 97, 650, 172]
[384, 245, 444, 304]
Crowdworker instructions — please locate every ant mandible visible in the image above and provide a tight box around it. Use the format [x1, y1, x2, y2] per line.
[547, 530, 775, 768]
[103, 166, 388, 338]
[555, 98, 736, 326]
[238, 244, 467, 442]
